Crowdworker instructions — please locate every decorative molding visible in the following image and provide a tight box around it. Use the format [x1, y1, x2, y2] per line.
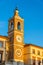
[14, 59, 24, 62]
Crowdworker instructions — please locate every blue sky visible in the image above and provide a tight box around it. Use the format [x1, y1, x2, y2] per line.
[0, 0, 43, 47]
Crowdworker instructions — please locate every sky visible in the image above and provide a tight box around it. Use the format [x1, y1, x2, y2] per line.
[0, 0, 43, 47]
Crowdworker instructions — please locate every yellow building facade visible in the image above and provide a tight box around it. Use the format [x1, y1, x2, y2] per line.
[0, 36, 8, 63]
[0, 8, 43, 65]
[24, 44, 43, 65]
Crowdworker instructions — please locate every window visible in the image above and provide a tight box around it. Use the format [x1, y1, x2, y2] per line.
[10, 36, 13, 43]
[38, 50, 40, 55]
[32, 59, 35, 65]
[10, 37, 12, 42]
[0, 53, 2, 63]
[0, 41, 3, 47]
[42, 59, 43, 64]
[17, 22, 21, 30]
[32, 49, 35, 54]
[42, 52, 43, 56]
[38, 60, 41, 65]
[11, 22, 14, 30]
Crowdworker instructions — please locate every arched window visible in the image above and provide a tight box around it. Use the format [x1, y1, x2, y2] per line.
[17, 22, 21, 30]
[11, 22, 14, 30]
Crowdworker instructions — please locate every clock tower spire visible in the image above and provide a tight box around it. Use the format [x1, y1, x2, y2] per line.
[14, 7, 19, 16]
[8, 8, 24, 65]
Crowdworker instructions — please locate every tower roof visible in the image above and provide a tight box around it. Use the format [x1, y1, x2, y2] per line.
[15, 7, 18, 11]
[14, 7, 19, 16]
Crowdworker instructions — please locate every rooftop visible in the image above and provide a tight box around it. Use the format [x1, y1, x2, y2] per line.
[0, 35, 8, 40]
[24, 43, 43, 49]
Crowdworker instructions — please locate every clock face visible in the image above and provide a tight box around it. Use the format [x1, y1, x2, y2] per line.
[15, 49, 22, 57]
[16, 35, 22, 42]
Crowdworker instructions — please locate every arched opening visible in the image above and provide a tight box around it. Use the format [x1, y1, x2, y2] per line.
[17, 22, 21, 30]
[33, 59, 36, 65]
[38, 60, 41, 65]
[11, 22, 14, 30]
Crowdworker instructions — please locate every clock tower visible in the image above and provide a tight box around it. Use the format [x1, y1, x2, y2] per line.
[8, 8, 24, 65]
